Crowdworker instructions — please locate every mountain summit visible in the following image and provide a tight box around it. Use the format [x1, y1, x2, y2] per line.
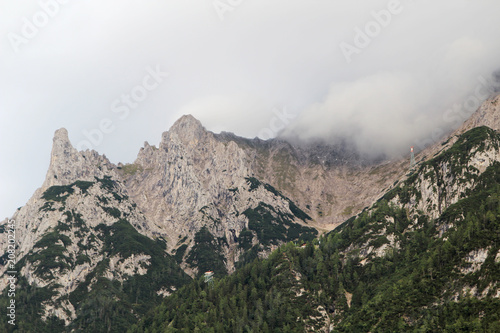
[162, 114, 207, 147]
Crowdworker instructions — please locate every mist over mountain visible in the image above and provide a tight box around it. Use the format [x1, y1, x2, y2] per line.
[281, 69, 500, 159]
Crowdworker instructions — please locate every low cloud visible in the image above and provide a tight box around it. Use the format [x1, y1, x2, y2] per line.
[282, 11, 500, 157]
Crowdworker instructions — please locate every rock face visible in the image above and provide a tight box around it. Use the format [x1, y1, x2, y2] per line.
[1, 129, 130, 262]
[230, 138, 407, 230]
[0, 172, 186, 325]
[121, 114, 413, 276]
[126, 114, 250, 249]
[0, 130, 187, 327]
[44, 128, 118, 189]
[126, 115, 408, 242]
[123, 115, 317, 274]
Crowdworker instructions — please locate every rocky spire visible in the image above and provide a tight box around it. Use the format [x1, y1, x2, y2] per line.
[50, 128, 77, 166]
[43, 128, 77, 188]
[43, 128, 116, 188]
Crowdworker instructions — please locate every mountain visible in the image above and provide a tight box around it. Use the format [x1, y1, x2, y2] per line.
[1, 93, 500, 331]
[0, 120, 323, 330]
[0, 129, 191, 331]
[120, 114, 409, 276]
[130, 96, 500, 332]
[121, 115, 318, 276]
[1, 113, 385, 330]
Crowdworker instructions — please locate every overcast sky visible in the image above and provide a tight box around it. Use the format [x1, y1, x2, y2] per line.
[1, 0, 500, 219]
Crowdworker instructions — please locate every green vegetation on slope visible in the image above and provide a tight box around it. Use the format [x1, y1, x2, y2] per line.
[41, 180, 95, 202]
[1, 181, 191, 333]
[243, 202, 316, 247]
[131, 179, 500, 332]
[245, 177, 311, 222]
[67, 219, 191, 332]
[0, 276, 66, 333]
[185, 226, 228, 278]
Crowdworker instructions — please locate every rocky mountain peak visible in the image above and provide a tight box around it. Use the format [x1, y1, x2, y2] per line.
[44, 128, 78, 188]
[173, 114, 203, 128]
[51, 128, 75, 157]
[4, 96, 500, 330]
[53, 127, 71, 143]
[162, 114, 207, 147]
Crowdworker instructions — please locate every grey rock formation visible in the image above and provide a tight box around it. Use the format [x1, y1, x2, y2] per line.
[44, 128, 118, 189]
[124, 115, 316, 274]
